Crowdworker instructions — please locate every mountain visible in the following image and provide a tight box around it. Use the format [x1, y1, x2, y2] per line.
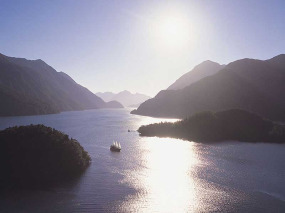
[0, 53, 123, 116]
[96, 90, 151, 107]
[132, 54, 285, 121]
[167, 60, 225, 90]
[95, 92, 116, 102]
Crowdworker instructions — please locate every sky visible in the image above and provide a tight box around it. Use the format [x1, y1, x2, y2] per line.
[1, 0, 284, 96]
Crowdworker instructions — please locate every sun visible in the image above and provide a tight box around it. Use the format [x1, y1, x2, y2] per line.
[154, 14, 194, 48]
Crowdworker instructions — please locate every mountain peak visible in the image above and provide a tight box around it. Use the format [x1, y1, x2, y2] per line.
[118, 90, 132, 95]
[266, 54, 285, 70]
[167, 60, 225, 90]
[200, 60, 220, 65]
[35, 58, 45, 63]
[268, 54, 285, 60]
[96, 90, 150, 107]
[194, 60, 224, 70]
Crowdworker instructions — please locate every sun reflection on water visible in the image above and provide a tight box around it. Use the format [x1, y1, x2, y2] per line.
[121, 137, 199, 213]
[135, 116, 180, 128]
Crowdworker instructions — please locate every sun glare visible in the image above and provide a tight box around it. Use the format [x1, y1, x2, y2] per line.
[120, 137, 199, 212]
[153, 13, 194, 48]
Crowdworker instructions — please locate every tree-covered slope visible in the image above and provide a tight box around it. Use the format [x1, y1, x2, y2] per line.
[138, 109, 285, 143]
[0, 125, 91, 188]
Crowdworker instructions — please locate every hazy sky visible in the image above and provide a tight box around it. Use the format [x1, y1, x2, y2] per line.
[1, 0, 284, 96]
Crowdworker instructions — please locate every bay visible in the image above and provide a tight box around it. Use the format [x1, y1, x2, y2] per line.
[0, 108, 284, 213]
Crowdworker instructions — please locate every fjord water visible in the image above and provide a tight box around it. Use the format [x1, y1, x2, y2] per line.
[0, 109, 284, 213]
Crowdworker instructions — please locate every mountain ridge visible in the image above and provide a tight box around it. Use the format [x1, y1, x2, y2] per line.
[0, 53, 123, 116]
[132, 54, 285, 121]
[96, 90, 151, 107]
[167, 60, 225, 90]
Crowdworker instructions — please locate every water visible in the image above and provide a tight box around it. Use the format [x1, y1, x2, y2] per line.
[0, 108, 284, 213]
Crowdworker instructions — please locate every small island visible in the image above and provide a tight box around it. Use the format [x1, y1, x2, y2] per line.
[138, 109, 285, 143]
[0, 124, 91, 188]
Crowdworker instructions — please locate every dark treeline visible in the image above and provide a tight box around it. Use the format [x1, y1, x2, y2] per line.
[0, 125, 91, 188]
[138, 109, 285, 143]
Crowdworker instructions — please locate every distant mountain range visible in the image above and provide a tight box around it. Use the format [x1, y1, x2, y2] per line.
[96, 90, 151, 107]
[0, 53, 123, 116]
[132, 54, 285, 121]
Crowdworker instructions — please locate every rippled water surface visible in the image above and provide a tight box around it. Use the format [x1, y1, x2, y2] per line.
[0, 108, 284, 213]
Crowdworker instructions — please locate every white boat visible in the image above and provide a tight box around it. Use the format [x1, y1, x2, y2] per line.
[110, 141, 121, 152]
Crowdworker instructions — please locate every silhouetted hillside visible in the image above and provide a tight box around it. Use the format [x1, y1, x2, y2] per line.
[138, 109, 285, 143]
[132, 54, 285, 121]
[0, 53, 123, 116]
[96, 90, 150, 107]
[0, 125, 91, 188]
[105, 100, 125, 108]
[167, 60, 225, 90]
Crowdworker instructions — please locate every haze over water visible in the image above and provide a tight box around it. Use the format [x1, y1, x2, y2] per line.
[0, 109, 284, 212]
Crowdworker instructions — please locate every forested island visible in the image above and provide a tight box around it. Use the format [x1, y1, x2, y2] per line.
[0, 125, 91, 188]
[138, 109, 285, 143]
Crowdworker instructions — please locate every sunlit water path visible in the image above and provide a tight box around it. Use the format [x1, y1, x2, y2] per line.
[0, 109, 284, 212]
